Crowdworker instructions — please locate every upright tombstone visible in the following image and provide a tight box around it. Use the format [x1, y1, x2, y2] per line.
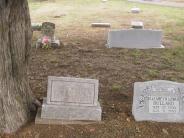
[107, 29, 164, 49]
[36, 22, 60, 48]
[36, 76, 102, 124]
[132, 80, 184, 122]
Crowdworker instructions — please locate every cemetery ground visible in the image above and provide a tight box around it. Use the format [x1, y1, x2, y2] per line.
[1, 0, 184, 137]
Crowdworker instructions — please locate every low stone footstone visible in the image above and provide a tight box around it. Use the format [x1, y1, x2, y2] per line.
[131, 7, 141, 13]
[91, 23, 111, 28]
[132, 80, 184, 122]
[36, 22, 61, 48]
[35, 76, 102, 124]
[107, 29, 164, 49]
[131, 21, 144, 29]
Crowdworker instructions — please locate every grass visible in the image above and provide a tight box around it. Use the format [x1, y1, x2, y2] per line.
[111, 84, 122, 92]
[28, 0, 184, 78]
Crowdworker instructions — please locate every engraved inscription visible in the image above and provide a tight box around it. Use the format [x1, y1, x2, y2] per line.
[149, 96, 179, 113]
[51, 80, 95, 104]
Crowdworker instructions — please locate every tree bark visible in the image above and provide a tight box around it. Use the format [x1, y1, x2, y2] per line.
[0, 0, 35, 133]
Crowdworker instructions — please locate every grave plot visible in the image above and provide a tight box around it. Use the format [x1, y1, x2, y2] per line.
[107, 29, 164, 49]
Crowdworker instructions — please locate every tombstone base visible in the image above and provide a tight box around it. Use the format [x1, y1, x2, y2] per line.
[51, 40, 61, 48]
[40, 98, 102, 121]
[106, 44, 165, 49]
[36, 39, 61, 48]
[35, 108, 102, 125]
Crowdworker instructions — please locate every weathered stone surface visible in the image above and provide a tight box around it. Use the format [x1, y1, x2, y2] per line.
[41, 22, 55, 39]
[132, 80, 184, 122]
[41, 98, 102, 121]
[47, 76, 99, 106]
[107, 29, 164, 49]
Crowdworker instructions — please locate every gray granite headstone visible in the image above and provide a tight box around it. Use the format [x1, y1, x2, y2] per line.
[107, 29, 164, 49]
[132, 80, 184, 122]
[39, 76, 102, 122]
[36, 22, 60, 48]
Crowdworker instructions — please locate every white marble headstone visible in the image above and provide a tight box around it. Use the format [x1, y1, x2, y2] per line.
[132, 80, 184, 122]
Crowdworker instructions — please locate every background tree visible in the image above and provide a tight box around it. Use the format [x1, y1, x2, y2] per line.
[0, 0, 38, 133]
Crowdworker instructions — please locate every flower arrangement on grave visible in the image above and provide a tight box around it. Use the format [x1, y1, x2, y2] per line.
[42, 36, 51, 49]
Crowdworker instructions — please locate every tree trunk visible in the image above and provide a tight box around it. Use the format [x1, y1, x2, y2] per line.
[0, 0, 34, 133]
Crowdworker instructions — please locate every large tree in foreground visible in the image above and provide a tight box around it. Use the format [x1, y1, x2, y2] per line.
[0, 0, 37, 133]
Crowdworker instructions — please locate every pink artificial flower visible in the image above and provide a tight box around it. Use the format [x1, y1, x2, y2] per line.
[42, 36, 50, 44]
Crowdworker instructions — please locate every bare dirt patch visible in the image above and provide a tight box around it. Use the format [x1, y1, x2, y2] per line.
[1, 0, 184, 137]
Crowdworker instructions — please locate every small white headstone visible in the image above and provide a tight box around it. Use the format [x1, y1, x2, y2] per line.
[131, 21, 144, 29]
[131, 7, 141, 13]
[132, 80, 184, 122]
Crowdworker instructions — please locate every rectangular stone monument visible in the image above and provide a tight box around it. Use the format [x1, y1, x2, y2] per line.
[36, 76, 102, 124]
[107, 29, 164, 49]
[132, 80, 184, 122]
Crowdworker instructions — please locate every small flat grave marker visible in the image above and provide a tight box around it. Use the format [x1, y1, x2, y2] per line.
[132, 80, 184, 122]
[131, 21, 144, 29]
[91, 23, 111, 28]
